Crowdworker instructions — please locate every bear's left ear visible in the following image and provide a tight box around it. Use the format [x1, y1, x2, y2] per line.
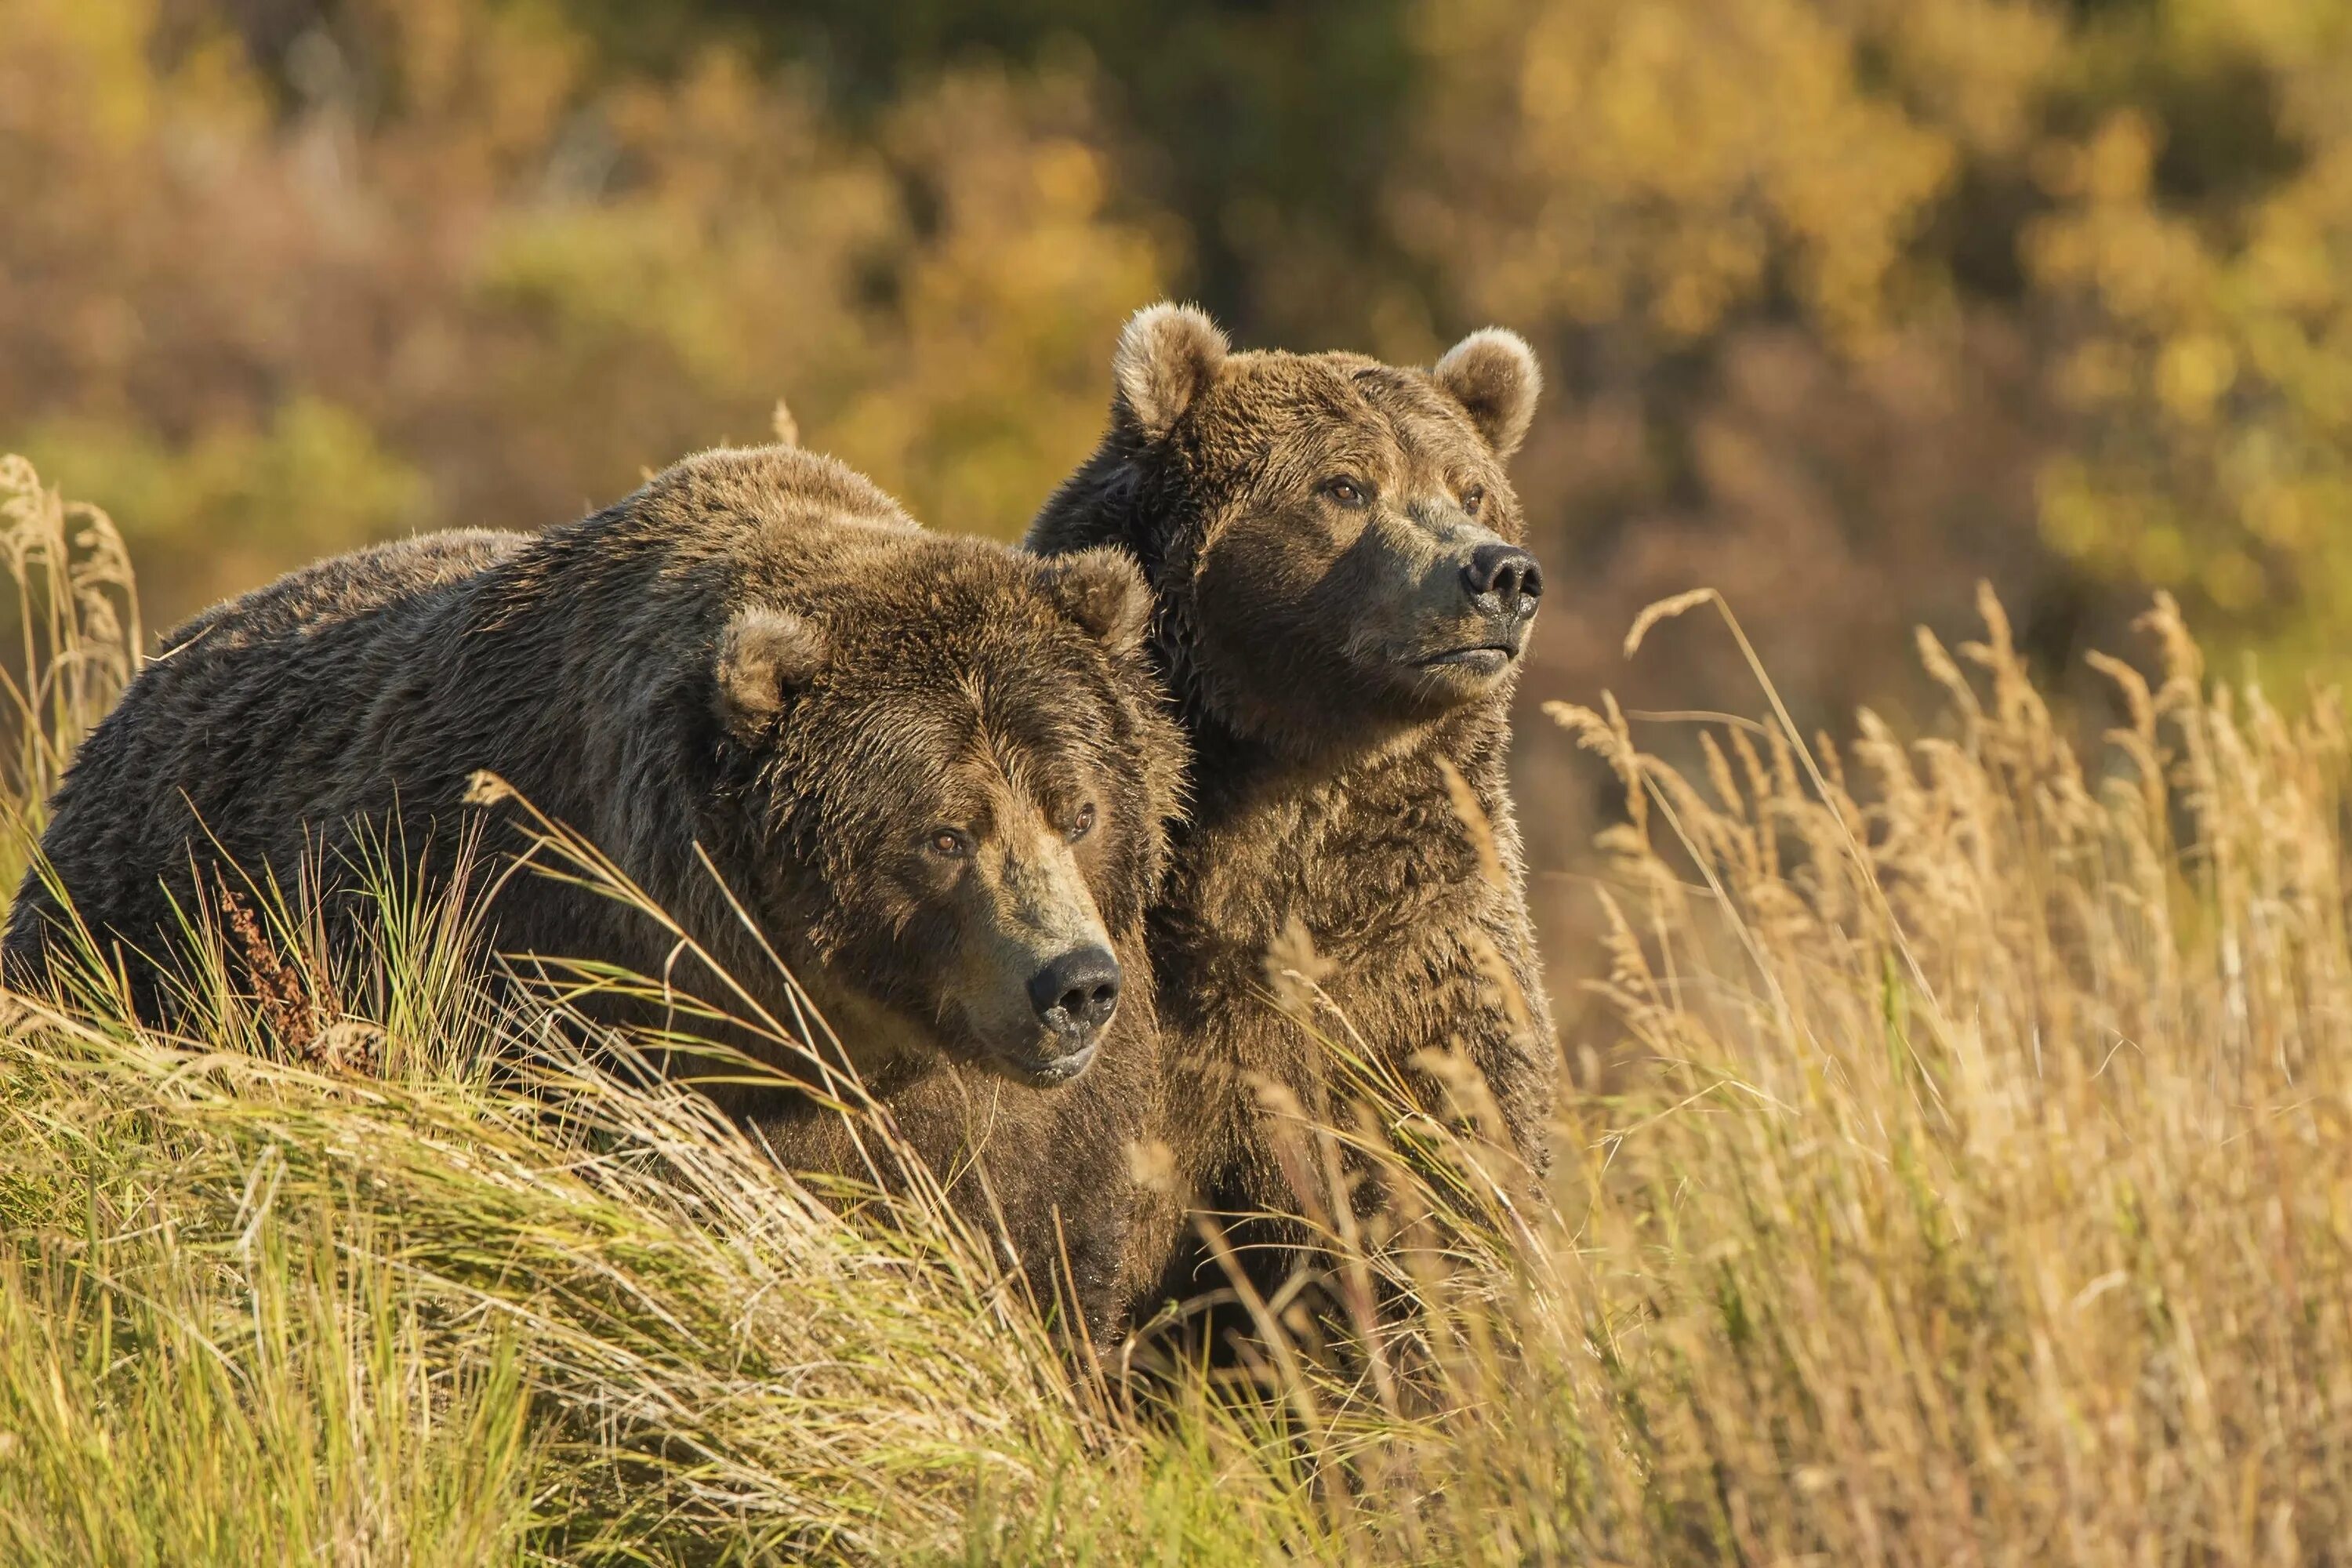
[1113, 302, 1229, 440]
[716, 606, 829, 734]
[1432, 328, 1542, 458]
[1040, 546, 1153, 656]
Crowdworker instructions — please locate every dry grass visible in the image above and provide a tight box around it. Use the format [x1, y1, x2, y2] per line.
[0, 456, 137, 878]
[4, 454, 2352, 1563]
[1525, 584, 2352, 1559]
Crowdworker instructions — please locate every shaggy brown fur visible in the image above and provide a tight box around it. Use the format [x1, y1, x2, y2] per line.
[1029, 304, 1557, 1321]
[7, 444, 1185, 1337]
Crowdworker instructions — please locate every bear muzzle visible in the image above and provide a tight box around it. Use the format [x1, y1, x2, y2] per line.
[1029, 943, 1122, 1039]
[996, 943, 1119, 1084]
[1407, 540, 1541, 679]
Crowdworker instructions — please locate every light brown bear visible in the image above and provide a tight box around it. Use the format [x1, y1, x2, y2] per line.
[7, 445, 1186, 1338]
[1029, 305, 1556, 1323]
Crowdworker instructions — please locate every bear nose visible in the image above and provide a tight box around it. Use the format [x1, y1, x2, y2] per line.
[1029, 945, 1121, 1040]
[1463, 543, 1543, 616]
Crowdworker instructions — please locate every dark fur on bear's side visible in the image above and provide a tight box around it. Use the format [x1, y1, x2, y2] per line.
[6, 444, 1186, 1339]
[1030, 305, 1558, 1324]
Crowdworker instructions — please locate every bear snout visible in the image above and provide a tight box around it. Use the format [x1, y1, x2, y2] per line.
[1028, 944, 1122, 1041]
[1461, 542, 1542, 619]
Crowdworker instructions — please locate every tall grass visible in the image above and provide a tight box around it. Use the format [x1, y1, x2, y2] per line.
[0, 456, 137, 880]
[3, 454, 2350, 1563]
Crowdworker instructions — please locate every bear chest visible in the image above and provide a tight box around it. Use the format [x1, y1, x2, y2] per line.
[1166, 782, 1483, 989]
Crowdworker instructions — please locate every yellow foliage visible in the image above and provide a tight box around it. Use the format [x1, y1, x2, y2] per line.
[1399, 0, 1959, 347]
[824, 68, 1169, 539]
[2024, 10, 2352, 657]
[22, 401, 427, 613]
[0, 0, 1164, 625]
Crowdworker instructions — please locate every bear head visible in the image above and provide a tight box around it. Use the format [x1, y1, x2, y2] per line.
[1033, 303, 1545, 761]
[706, 532, 1181, 1088]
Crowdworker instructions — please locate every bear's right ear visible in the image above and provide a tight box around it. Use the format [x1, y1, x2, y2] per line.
[1040, 547, 1153, 656]
[716, 607, 828, 733]
[1112, 302, 1229, 440]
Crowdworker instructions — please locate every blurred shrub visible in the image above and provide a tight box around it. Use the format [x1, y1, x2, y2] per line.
[23, 401, 426, 613]
[822, 67, 1164, 538]
[1396, 0, 1962, 347]
[0, 0, 1165, 626]
[2027, 6, 2352, 677]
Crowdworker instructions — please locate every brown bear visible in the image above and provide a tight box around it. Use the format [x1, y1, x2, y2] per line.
[6, 444, 1185, 1338]
[1028, 303, 1557, 1323]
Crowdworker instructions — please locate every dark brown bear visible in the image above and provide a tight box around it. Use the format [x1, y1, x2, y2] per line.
[1029, 303, 1557, 1321]
[7, 444, 1185, 1338]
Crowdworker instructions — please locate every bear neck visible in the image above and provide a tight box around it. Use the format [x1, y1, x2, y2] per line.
[1181, 688, 1512, 836]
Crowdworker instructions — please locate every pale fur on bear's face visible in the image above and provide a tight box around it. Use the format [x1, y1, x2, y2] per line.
[1092, 305, 1545, 759]
[713, 543, 1170, 1087]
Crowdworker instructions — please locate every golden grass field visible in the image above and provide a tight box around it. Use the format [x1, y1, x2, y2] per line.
[2, 452, 2349, 1565]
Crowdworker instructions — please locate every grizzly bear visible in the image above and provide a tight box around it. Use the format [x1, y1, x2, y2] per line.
[7, 444, 1185, 1338]
[1028, 303, 1557, 1321]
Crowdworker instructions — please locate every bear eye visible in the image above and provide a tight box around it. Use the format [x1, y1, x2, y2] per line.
[1067, 802, 1098, 841]
[927, 828, 971, 858]
[1461, 484, 1487, 515]
[1322, 476, 1370, 508]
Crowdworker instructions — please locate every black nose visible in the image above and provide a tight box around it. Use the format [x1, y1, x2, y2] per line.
[1463, 543, 1543, 614]
[1029, 945, 1121, 1039]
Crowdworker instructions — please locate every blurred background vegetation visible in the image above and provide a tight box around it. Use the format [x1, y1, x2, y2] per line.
[9, 0, 2352, 990]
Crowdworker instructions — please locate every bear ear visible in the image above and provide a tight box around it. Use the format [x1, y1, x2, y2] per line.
[716, 606, 828, 733]
[1112, 301, 1229, 440]
[1040, 546, 1153, 656]
[1432, 328, 1542, 458]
